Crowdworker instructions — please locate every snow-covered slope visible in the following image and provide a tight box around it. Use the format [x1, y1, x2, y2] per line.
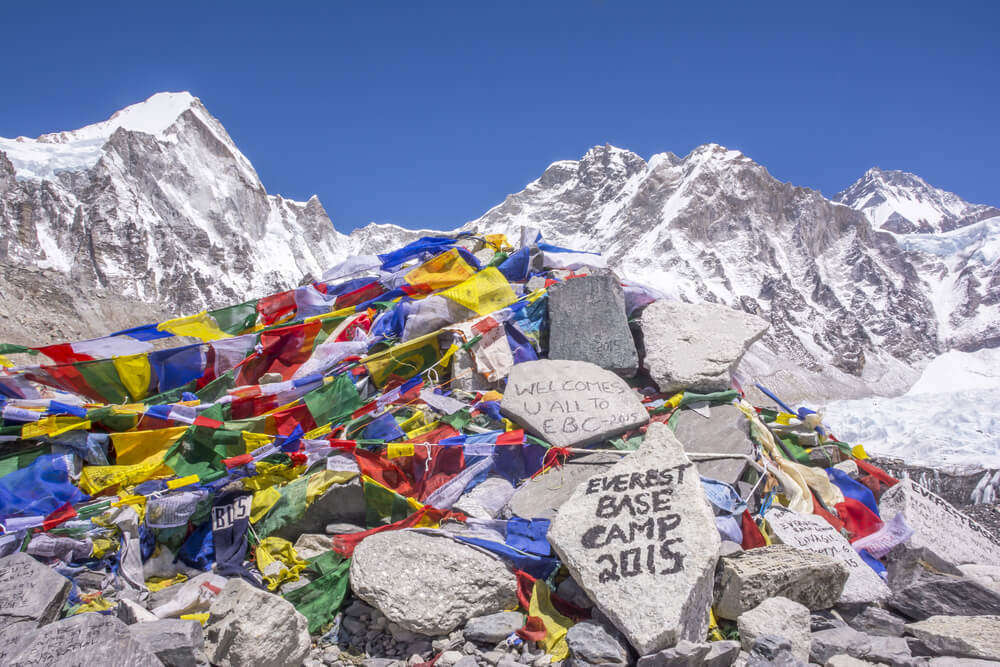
[821, 348, 1000, 468]
[834, 167, 1000, 234]
[0, 92, 350, 345]
[836, 169, 1000, 352]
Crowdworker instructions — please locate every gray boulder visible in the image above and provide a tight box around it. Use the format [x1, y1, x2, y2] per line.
[841, 606, 905, 637]
[547, 274, 639, 377]
[351, 530, 518, 636]
[637, 639, 740, 666]
[885, 545, 1000, 620]
[505, 451, 620, 520]
[128, 618, 205, 667]
[714, 545, 849, 619]
[565, 620, 630, 665]
[737, 597, 811, 662]
[905, 615, 1000, 661]
[640, 300, 768, 394]
[499, 359, 649, 448]
[463, 611, 525, 644]
[2, 613, 163, 666]
[672, 404, 753, 486]
[809, 626, 912, 665]
[549, 422, 720, 655]
[0, 552, 71, 631]
[204, 577, 311, 667]
[745, 635, 807, 667]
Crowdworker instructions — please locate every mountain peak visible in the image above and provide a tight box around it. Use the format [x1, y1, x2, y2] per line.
[0, 91, 201, 181]
[836, 166, 997, 234]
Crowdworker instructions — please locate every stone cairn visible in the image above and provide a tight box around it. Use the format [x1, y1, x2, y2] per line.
[1, 232, 999, 666]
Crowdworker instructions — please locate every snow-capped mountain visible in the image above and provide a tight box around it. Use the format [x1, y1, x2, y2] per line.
[4, 92, 996, 402]
[836, 168, 1000, 353]
[0, 92, 350, 346]
[353, 144, 998, 400]
[835, 167, 999, 234]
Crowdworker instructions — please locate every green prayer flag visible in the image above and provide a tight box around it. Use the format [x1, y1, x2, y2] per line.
[304, 374, 363, 427]
[283, 552, 351, 633]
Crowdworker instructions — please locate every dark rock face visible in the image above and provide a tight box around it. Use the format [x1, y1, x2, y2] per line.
[547, 274, 638, 377]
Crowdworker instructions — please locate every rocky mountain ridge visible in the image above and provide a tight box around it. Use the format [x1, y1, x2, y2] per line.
[0, 92, 349, 346]
[3, 92, 997, 401]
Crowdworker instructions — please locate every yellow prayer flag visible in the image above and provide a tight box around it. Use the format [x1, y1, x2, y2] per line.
[363, 330, 441, 388]
[112, 353, 152, 400]
[439, 267, 517, 315]
[386, 443, 415, 459]
[250, 486, 282, 523]
[157, 311, 231, 342]
[112, 426, 189, 466]
[405, 248, 477, 291]
[167, 475, 200, 490]
[180, 612, 210, 626]
[405, 420, 441, 440]
[851, 443, 869, 460]
[79, 454, 171, 496]
[484, 234, 512, 252]
[528, 579, 572, 660]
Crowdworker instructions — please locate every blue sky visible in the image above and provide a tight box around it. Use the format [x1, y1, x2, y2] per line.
[3, 2, 997, 231]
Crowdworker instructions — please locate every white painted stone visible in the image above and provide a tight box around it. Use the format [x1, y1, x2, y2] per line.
[500, 359, 648, 448]
[879, 478, 1000, 567]
[640, 300, 769, 394]
[766, 508, 890, 604]
[548, 422, 720, 655]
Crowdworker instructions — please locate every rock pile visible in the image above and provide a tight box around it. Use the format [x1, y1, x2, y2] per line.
[0, 230, 997, 666]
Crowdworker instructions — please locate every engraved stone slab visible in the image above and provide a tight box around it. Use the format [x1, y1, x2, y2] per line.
[714, 545, 849, 620]
[0, 552, 71, 631]
[548, 422, 720, 655]
[879, 478, 1000, 568]
[766, 508, 890, 605]
[548, 274, 639, 376]
[500, 359, 648, 448]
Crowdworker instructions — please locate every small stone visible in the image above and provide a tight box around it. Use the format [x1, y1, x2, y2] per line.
[327, 522, 366, 535]
[547, 274, 639, 376]
[453, 657, 478, 667]
[811, 611, 847, 632]
[904, 615, 1000, 661]
[128, 618, 205, 666]
[464, 612, 525, 644]
[704, 640, 742, 667]
[532, 655, 552, 667]
[351, 531, 518, 636]
[549, 423, 720, 654]
[636, 640, 710, 666]
[738, 597, 811, 662]
[437, 650, 465, 667]
[117, 598, 159, 624]
[823, 655, 871, 667]
[294, 533, 334, 560]
[0, 552, 71, 631]
[499, 359, 649, 449]
[565, 620, 629, 666]
[462, 641, 478, 654]
[842, 606, 905, 637]
[204, 577, 311, 667]
[483, 650, 504, 665]
[714, 545, 849, 619]
[640, 299, 768, 394]
[555, 576, 593, 610]
[809, 626, 912, 665]
[747, 634, 806, 666]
